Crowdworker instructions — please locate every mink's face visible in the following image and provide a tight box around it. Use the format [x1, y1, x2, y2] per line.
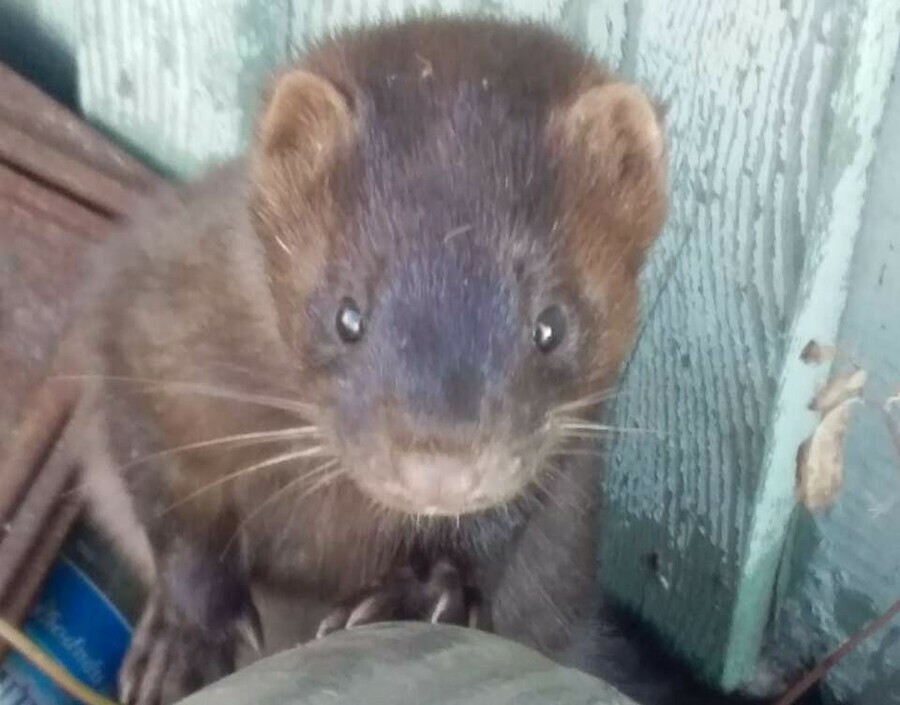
[309, 239, 593, 517]
[309, 243, 591, 515]
[298, 86, 602, 515]
[252, 63, 666, 517]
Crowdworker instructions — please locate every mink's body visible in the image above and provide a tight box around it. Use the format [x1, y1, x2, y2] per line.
[73, 17, 667, 705]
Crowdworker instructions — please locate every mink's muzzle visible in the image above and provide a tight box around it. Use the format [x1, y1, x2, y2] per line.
[345, 442, 533, 516]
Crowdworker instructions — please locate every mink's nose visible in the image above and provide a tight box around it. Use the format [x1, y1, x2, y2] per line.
[394, 452, 481, 512]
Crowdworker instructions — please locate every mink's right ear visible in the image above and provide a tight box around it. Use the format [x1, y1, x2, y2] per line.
[251, 69, 356, 184]
[249, 69, 357, 299]
[550, 81, 667, 259]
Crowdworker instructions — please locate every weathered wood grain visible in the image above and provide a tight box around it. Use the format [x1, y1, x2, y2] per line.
[764, 46, 900, 704]
[0, 163, 109, 239]
[0, 122, 144, 218]
[724, 3, 900, 691]
[0, 63, 158, 190]
[599, 0, 900, 690]
[77, 0, 291, 178]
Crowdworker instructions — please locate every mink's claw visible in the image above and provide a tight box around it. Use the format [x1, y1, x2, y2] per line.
[316, 557, 483, 638]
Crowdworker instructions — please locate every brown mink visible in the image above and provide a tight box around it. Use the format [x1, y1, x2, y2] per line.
[71, 16, 667, 705]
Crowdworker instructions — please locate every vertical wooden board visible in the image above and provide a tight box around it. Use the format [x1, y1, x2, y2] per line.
[288, 0, 628, 70]
[721, 2, 900, 690]
[764, 46, 900, 704]
[76, 0, 291, 179]
[599, 0, 900, 689]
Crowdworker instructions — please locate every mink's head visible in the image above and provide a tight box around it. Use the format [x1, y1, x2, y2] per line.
[249, 20, 667, 516]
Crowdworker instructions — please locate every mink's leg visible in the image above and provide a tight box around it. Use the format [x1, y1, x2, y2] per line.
[118, 535, 263, 705]
[483, 462, 682, 704]
[486, 460, 598, 667]
[94, 391, 265, 705]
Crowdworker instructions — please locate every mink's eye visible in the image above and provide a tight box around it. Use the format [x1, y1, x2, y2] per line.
[533, 305, 566, 354]
[336, 298, 364, 343]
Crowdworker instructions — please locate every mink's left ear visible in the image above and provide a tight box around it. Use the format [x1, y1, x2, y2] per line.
[550, 80, 668, 265]
[253, 69, 357, 183]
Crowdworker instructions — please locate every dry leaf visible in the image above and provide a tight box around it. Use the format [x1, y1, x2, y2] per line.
[800, 340, 836, 365]
[796, 399, 858, 511]
[809, 368, 867, 415]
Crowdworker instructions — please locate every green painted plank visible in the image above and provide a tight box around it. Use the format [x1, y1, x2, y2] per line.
[599, 0, 900, 690]
[721, 2, 900, 690]
[763, 45, 900, 704]
[76, 0, 291, 178]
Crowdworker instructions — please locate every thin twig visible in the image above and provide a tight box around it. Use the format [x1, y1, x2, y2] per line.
[773, 595, 900, 705]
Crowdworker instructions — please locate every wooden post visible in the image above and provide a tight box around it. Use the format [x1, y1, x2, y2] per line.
[599, 0, 900, 691]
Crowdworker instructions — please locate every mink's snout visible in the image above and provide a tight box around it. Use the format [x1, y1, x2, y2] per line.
[347, 438, 529, 516]
[390, 452, 483, 514]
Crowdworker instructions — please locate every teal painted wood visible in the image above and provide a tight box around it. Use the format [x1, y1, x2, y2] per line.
[0, 0, 78, 106]
[76, 0, 291, 178]
[599, 0, 900, 690]
[763, 47, 900, 704]
[718, 0, 900, 690]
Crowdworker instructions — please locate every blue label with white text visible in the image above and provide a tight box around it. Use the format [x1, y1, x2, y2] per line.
[0, 558, 131, 704]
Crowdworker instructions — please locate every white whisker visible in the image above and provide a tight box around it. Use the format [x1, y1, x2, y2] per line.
[122, 427, 320, 470]
[159, 447, 328, 515]
[554, 432, 613, 442]
[53, 374, 317, 415]
[548, 447, 606, 458]
[551, 388, 618, 415]
[555, 421, 658, 436]
[292, 464, 346, 503]
[221, 459, 341, 557]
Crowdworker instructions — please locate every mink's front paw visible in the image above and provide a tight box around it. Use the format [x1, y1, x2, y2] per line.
[118, 589, 262, 705]
[316, 557, 484, 638]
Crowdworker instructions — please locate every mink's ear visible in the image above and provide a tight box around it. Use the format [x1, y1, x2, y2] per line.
[253, 69, 356, 178]
[552, 81, 667, 259]
[249, 69, 357, 294]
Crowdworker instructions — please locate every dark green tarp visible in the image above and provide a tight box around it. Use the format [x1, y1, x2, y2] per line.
[180, 623, 636, 705]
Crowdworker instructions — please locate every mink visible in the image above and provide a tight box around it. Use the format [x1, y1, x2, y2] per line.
[72, 17, 667, 705]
